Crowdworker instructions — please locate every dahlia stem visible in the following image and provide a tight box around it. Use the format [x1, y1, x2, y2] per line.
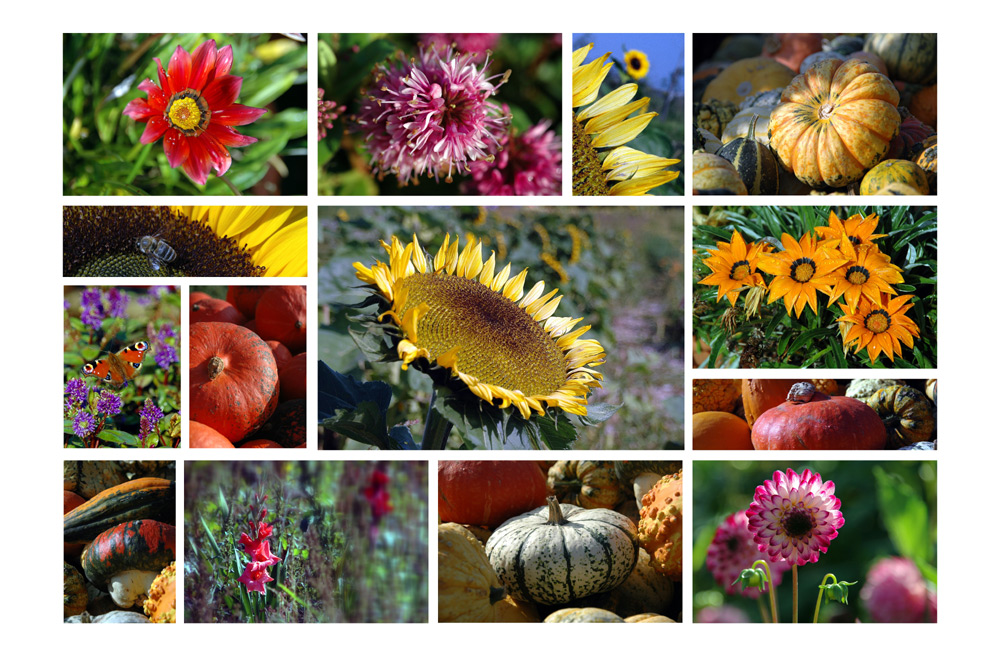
[751, 559, 779, 623]
[814, 573, 837, 623]
[217, 173, 242, 196]
[792, 564, 799, 623]
[421, 389, 453, 450]
[757, 596, 770, 623]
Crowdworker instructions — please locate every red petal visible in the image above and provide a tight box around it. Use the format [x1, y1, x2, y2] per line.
[215, 45, 233, 76]
[123, 97, 156, 120]
[188, 40, 218, 91]
[212, 104, 267, 127]
[205, 122, 257, 147]
[155, 58, 170, 95]
[200, 130, 232, 176]
[202, 74, 242, 109]
[139, 116, 169, 144]
[167, 44, 193, 92]
[183, 136, 212, 185]
[137, 78, 167, 111]
[162, 129, 190, 168]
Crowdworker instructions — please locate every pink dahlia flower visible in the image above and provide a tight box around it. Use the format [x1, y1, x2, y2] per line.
[860, 557, 937, 622]
[462, 118, 562, 196]
[705, 510, 791, 598]
[746, 468, 844, 566]
[122, 39, 266, 185]
[353, 46, 511, 185]
[696, 604, 750, 623]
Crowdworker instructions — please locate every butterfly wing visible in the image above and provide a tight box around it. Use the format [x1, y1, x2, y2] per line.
[81, 341, 149, 388]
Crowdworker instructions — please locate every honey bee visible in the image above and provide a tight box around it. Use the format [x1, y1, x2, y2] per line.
[136, 235, 177, 271]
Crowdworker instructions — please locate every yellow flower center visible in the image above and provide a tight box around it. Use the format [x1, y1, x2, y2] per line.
[790, 258, 816, 283]
[846, 265, 870, 285]
[729, 260, 751, 281]
[864, 309, 891, 334]
[398, 273, 568, 397]
[166, 90, 211, 136]
[572, 116, 610, 196]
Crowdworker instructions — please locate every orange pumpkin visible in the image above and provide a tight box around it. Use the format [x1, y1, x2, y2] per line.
[703, 57, 796, 105]
[439, 461, 549, 528]
[768, 58, 900, 188]
[255, 285, 307, 353]
[909, 84, 937, 128]
[190, 296, 245, 325]
[226, 286, 269, 320]
[742, 379, 813, 428]
[188, 420, 235, 448]
[761, 33, 823, 72]
[692, 412, 753, 450]
[751, 382, 886, 450]
[278, 352, 307, 402]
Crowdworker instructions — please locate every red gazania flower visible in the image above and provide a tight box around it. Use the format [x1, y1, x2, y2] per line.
[123, 39, 266, 185]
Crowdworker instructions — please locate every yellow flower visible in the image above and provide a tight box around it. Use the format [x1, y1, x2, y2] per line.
[572, 43, 679, 196]
[698, 230, 767, 306]
[354, 234, 606, 420]
[624, 50, 650, 79]
[837, 294, 920, 364]
[758, 232, 849, 318]
[815, 211, 887, 251]
[825, 236, 904, 315]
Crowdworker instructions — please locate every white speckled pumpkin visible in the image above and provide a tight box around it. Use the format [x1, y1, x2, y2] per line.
[486, 496, 638, 605]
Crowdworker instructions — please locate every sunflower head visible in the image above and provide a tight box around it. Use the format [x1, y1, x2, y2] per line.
[623, 50, 650, 79]
[353, 234, 606, 421]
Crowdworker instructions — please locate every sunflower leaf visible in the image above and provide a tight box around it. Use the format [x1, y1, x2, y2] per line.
[575, 402, 622, 426]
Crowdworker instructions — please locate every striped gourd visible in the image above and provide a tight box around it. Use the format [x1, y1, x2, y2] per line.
[717, 115, 779, 194]
[864, 33, 937, 85]
[485, 496, 638, 605]
[64, 477, 174, 543]
[860, 159, 929, 195]
[81, 520, 176, 587]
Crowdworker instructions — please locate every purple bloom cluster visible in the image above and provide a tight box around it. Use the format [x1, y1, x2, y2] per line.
[95, 389, 123, 416]
[139, 398, 165, 443]
[79, 288, 106, 329]
[73, 411, 96, 439]
[463, 118, 562, 196]
[317, 88, 344, 141]
[64, 378, 88, 409]
[150, 323, 179, 369]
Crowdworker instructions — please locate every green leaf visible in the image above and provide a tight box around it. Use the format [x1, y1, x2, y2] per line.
[873, 466, 931, 564]
[98, 429, 140, 447]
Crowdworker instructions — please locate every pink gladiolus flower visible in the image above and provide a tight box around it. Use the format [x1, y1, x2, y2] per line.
[237, 560, 273, 594]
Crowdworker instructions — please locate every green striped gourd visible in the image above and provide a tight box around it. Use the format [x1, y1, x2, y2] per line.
[717, 115, 779, 194]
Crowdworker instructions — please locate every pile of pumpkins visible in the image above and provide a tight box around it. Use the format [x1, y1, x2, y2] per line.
[64, 461, 176, 623]
[438, 461, 682, 623]
[189, 285, 307, 448]
[692, 378, 937, 450]
[692, 33, 936, 195]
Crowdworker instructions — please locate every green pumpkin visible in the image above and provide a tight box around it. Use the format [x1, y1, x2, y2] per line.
[864, 33, 937, 85]
[866, 384, 936, 448]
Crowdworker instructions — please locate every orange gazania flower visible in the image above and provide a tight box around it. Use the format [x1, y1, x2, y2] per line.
[815, 211, 887, 251]
[698, 230, 767, 306]
[837, 293, 920, 364]
[758, 232, 848, 318]
[123, 40, 266, 185]
[826, 235, 904, 315]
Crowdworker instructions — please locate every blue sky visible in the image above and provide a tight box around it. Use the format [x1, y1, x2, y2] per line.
[573, 33, 685, 93]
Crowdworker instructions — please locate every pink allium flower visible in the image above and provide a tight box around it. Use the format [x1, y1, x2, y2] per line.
[860, 557, 937, 622]
[237, 560, 274, 594]
[419, 33, 501, 62]
[696, 604, 750, 623]
[746, 468, 845, 566]
[462, 118, 562, 195]
[706, 510, 791, 599]
[318, 88, 344, 141]
[353, 46, 511, 185]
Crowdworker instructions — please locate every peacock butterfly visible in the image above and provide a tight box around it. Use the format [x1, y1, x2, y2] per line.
[81, 341, 150, 388]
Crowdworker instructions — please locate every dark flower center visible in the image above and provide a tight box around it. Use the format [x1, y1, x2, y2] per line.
[730, 260, 751, 281]
[782, 508, 815, 538]
[864, 308, 891, 334]
[848, 235, 861, 246]
[790, 258, 816, 283]
[846, 265, 870, 285]
[629, 56, 642, 70]
[166, 90, 211, 136]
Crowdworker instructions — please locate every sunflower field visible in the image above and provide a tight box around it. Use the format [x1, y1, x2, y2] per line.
[318, 206, 684, 450]
[184, 461, 428, 623]
[693, 460, 937, 623]
[63, 33, 307, 195]
[693, 205, 937, 368]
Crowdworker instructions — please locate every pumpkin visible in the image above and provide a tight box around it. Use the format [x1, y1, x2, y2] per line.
[751, 382, 887, 450]
[887, 116, 935, 160]
[580, 546, 674, 617]
[846, 378, 905, 400]
[799, 51, 843, 74]
[614, 462, 682, 510]
[718, 114, 779, 194]
[692, 411, 753, 450]
[864, 33, 937, 84]
[64, 490, 86, 515]
[914, 135, 937, 193]
[439, 461, 549, 528]
[742, 378, 817, 428]
[637, 471, 682, 581]
[544, 608, 624, 623]
[89, 611, 151, 623]
[266, 340, 293, 370]
[738, 88, 785, 110]
[721, 106, 773, 145]
[239, 439, 283, 448]
[692, 378, 742, 414]
[692, 152, 747, 195]
[189, 322, 280, 442]
[64, 562, 88, 618]
[255, 285, 307, 353]
[64, 461, 129, 499]
[908, 84, 936, 128]
[866, 384, 936, 448]
[64, 477, 174, 543]
[226, 286, 268, 320]
[486, 497, 639, 605]
[694, 99, 740, 138]
[846, 51, 888, 76]
[494, 597, 540, 622]
[190, 296, 245, 325]
[703, 57, 796, 105]
[278, 352, 307, 402]
[188, 420, 235, 448]
[860, 159, 929, 195]
[81, 520, 176, 608]
[462, 524, 494, 546]
[694, 127, 723, 154]
[768, 58, 901, 189]
[761, 33, 823, 72]
[253, 399, 306, 448]
[143, 562, 176, 623]
[547, 461, 626, 510]
[438, 523, 508, 622]
[879, 182, 923, 195]
[925, 379, 937, 404]
[625, 613, 675, 623]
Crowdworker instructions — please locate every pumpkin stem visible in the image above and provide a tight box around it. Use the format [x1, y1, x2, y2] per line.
[545, 495, 568, 525]
[819, 103, 835, 120]
[787, 382, 816, 404]
[207, 355, 225, 381]
[489, 585, 507, 606]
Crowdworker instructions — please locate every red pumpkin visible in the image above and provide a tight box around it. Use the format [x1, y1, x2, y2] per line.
[190, 297, 246, 325]
[761, 33, 823, 72]
[742, 379, 813, 428]
[751, 383, 886, 450]
[267, 340, 293, 370]
[240, 439, 283, 448]
[189, 322, 280, 442]
[189, 420, 236, 448]
[255, 286, 307, 353]
[439, 461, 549, 528]
[279, 352, 307, 402]
[226, 286, 269, 320]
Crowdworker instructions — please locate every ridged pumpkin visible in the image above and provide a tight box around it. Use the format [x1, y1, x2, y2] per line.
[544, 608, 624, 623]
[438, 523, 508, 622]
[694, 99, 740, 138]
[717, 114, 779, 194]
[887, 116, 935, 160]
[751, 382, 886, 450]
[860, 159, 929, 195]
[547, 460, 626, 510]
[866, 384, 936, 448]
[439, 461, 549, 528]
[189, 322, 280, 442]
[255, 285, 307, 353]
[637, 471, 682, 581]
[768, 58, 900, 188]
[692, 411, 753, 450]
[913, 135, 937, 193]
[486, 497, 639, 605]
[692, 378, 742, 414]
[692, 152, 747, 194]
[864, 33, 937, 85]
[702, 57, 796, 106]
[64, 477, 174, 543]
